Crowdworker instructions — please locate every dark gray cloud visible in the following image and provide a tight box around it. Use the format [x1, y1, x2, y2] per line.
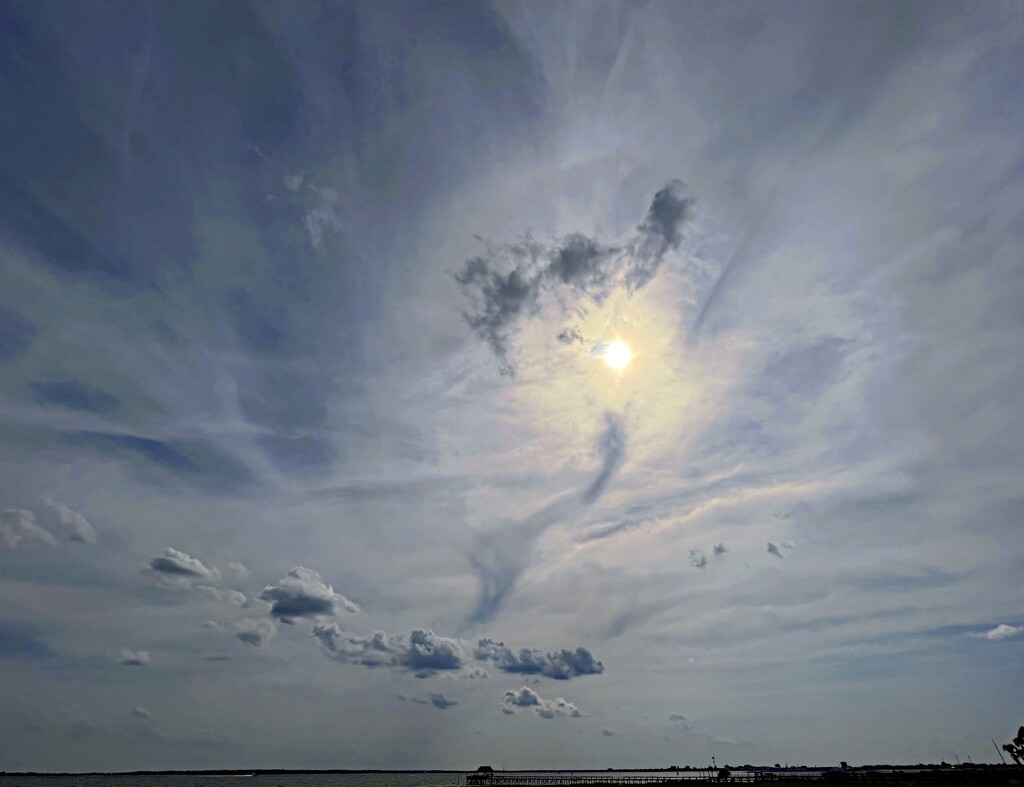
[429, 693, 458, 709]
[312, 625, 468, 677]
[689, 549, 708, 569]
[626, 179, 696, 292]
[501, 687, 582, 719]
[668, 713, 688, 722]
[602, 728, 616, 737]
[259, 567, 358, 623]
[118, 649, 151, 666]
[29, 379, 121, 414]
[398, 693, 459, 710]
[453, 241, 546, 377]
[766, 542, 784, 559]
[474, 639, 604, 680]
[556, 325, 584, 345]
[713, 543, 728, 556]
[147, 548, 219, 583]
[235, 618, 277, 647]
[455, 181, 694, 375]
[1, 509, 55, 549]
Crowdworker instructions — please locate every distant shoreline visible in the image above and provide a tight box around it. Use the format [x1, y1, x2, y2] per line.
[1, 764, 1017, 777]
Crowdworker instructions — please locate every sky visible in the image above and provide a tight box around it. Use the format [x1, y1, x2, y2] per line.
[0, 0, 1022, 773]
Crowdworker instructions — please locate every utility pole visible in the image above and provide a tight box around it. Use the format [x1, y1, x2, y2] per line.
[993, 740, 1007, 765]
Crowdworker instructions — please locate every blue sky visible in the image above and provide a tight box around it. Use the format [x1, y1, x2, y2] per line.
[0, 0, 1022, 772]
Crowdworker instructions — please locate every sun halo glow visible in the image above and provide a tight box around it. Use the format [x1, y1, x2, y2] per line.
[603, 339, 633, 371]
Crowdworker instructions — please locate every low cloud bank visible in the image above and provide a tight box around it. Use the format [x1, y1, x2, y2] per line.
[502, 686, 582, 719]
[312, 625, 468, 677]
[475, 639, 604, 679]
[313, 624, 605, 682]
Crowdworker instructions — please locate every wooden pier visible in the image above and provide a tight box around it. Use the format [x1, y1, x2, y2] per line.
[463, 767, 1023, 786]
[466, 773, 792, 786]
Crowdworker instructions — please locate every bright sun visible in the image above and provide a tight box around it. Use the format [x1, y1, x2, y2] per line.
[603, 339, 633, 371]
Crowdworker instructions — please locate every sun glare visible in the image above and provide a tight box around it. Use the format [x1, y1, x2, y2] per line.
[603, 339, 633, 371]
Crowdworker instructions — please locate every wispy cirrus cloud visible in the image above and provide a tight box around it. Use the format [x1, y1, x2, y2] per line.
[1, 510, 55, 549]
[397, 693, 459, 710]
[41, 498, 97, 544]
[466, 412, 627, 626]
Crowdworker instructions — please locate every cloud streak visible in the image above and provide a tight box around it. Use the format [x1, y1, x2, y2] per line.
[466, 412, 628, 625]
[397, 693, 459, 710]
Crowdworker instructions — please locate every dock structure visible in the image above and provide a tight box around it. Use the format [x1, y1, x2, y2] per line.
[466, 771, 778, 785]
[463, 766, 1024, 786]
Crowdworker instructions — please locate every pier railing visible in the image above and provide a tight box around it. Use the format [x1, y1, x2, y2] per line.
[467, 774, 790, 785]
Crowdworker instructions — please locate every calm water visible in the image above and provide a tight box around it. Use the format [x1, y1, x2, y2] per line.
[0, 772, 791, 787]
[0, 774, 459, 787]
[0, 769, 851, 787]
